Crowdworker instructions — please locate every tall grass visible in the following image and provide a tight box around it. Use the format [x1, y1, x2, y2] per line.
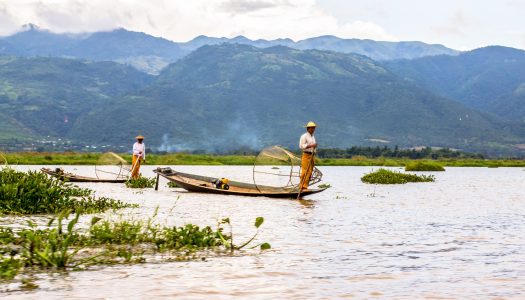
[405, 161, 445, 171]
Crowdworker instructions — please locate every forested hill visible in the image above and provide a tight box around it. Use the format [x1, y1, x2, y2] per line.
[66, 44, 524, 154]
[2, 31, 525, 155]
[385, 46, 525, 121]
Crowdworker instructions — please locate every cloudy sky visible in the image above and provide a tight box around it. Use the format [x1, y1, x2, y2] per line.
[0, 0, 524, 50]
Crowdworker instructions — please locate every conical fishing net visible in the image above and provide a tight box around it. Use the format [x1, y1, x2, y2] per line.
[95, 152, 130, 180]
[252, 146, 322, 192]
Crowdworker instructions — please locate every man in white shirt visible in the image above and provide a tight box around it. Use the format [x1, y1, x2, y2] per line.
[131, 135, 146, 179]
[299, 121, 317, 190]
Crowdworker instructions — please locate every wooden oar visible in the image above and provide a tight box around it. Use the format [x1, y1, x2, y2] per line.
[296, 151, 315, 200]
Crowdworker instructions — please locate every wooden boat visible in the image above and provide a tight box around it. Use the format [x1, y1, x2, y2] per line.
[41, 167, 127, 183]
[154, 167, 327, 198]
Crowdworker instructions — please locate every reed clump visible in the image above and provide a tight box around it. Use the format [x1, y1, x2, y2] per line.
[0, 168, 134, 214]
[405, 161, 445, 171]
[361, 168, 435, 184]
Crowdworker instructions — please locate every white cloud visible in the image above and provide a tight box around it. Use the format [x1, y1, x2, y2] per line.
[431, 10, 468, 38]
[0, 0, 396, 42]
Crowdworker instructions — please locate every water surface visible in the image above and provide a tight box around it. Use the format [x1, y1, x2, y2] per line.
[2, 165, 525, 299]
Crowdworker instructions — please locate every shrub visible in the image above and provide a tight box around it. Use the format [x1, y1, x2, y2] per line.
[361, 168, 435, 184]
[405, 161, 445, 171]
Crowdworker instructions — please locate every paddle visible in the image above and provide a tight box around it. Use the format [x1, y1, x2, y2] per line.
[297, 150, 315, 200]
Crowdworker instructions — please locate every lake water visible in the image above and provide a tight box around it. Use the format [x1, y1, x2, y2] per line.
[2, 165, 525, 299]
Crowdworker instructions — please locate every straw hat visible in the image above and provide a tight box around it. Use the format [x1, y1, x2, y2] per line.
[135, 135, 144, 140]
[304, 121, 317, 128]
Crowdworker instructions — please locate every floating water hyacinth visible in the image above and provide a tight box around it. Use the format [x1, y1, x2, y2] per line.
[361, 168, 435, 184]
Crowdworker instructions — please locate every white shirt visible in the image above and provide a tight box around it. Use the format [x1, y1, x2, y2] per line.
[133, 142, 146, 159]
[299, 132, 316, 153]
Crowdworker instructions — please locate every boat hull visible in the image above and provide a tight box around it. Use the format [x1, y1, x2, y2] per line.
[41, 168, 127, 183]
[154, 168, 327, 198]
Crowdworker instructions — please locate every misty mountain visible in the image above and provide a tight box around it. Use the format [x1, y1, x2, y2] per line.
[1, 25, 184, 75]
[385, 46, 525, 120]
[1, 25, 458, 74]
[0, 56, 154, 139]
[181, 35, 459, 61]
[68, 44, 522, 154]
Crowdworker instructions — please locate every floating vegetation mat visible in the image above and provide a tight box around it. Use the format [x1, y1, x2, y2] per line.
[0, 212, 270, 287]
[361, 168, 435, 184]
[125, 176, 157, 188]
[0, 168, 135, 214]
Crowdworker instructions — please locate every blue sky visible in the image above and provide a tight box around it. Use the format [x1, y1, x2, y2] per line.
[0, 0, 523, 50]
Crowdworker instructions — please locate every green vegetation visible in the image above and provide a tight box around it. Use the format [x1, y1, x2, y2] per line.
[385, 46, 525, 121]
[361, 168, 435, 184]
[3, 152, 255, 165]
[167, 181, 180, 188]
[3, 151, 525, 167]
[125, 176, 157, 188]
[0, 56, 153, 141]
[0, 212, 270, 282]
[405, 161, 445, 171]
[0, 168, 134, 214]
[317, 146, 484, 159]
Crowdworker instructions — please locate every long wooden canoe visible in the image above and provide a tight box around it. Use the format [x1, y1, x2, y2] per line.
[154, 167, 327, 198]
[41, 168, 127, 183]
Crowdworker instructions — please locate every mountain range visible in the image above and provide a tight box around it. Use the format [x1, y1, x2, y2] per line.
[0, 25, 458, 74]
[385, 46, 525, 121]
[1, 26, 525, 156]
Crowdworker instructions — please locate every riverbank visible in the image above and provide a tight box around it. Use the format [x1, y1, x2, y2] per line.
[3, 152, 525, 167]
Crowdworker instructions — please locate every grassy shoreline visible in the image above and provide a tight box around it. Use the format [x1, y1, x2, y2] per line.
[2, 152, 525, 167]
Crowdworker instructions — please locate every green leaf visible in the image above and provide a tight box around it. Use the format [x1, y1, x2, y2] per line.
[254, 217, 264, 228]
[91, 217, 102, 226]
[260, 243, 271, 250]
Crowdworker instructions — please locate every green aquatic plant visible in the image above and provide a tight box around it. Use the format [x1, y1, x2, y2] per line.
[318, 183, 331, 189]
[125, 176, 157, 188]
[218, 217, 271, 252]
[0, 168, 134, 214]
[405, 161, 445, 171]
[0, 256, 21, 281]
[361, 168, 435, 184]
[166, 181, 180, 188]
[0, 213, 271, 283]
[17, 211, 91, 268]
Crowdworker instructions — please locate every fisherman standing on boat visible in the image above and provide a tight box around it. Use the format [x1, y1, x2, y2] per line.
[131, 135, 146, 179]
[299, 121, 317, 191]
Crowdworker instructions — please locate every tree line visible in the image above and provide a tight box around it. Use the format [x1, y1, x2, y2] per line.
[315, 146, 485, 159]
